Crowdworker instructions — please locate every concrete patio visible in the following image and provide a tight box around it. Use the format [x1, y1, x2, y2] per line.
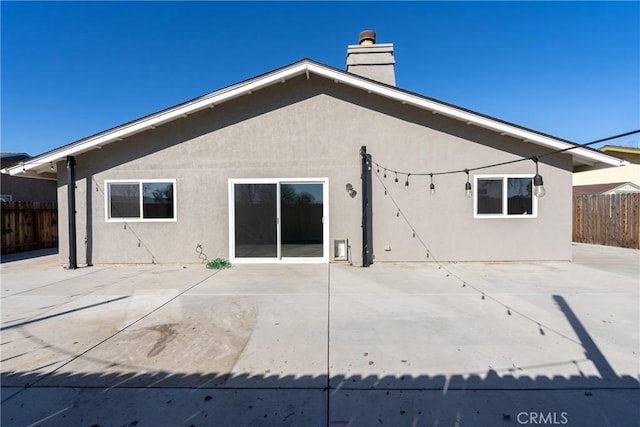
[1, 243, 638, 426]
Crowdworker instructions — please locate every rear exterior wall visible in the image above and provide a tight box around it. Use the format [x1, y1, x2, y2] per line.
[56, 75, 573, 266]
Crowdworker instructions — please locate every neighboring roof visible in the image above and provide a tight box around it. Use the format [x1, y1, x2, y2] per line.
[600, 145, 640, 155]
[3, 59, 628, 178]
[599, 145, 640, 164]
[1, 153, 31, 162]
[573, 182, 640, 195]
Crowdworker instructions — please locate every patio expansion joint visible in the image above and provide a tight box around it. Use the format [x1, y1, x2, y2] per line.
[0, 267, 111, 299]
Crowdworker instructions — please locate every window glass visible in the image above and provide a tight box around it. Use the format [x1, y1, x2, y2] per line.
[477, 179, 503, 214]
[281, 183, 323, 257]
[234, 183, 277, 257]
[110, 183, 140, 218]
[475, 176, 535, 218]
[143, 182, 174, 219]
[507, 178, 533, 215]
[107, 180, 176, 221]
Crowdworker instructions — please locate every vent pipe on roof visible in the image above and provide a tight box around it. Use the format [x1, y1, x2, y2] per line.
[346, 30, 396, 86]
[359, 30, 376, 45]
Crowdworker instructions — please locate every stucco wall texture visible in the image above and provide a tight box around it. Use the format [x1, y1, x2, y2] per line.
[56, 75, 573, 266]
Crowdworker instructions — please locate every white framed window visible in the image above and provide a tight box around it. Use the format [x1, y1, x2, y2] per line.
[105, 179, 176, 222]
[474, 175, 538, 218]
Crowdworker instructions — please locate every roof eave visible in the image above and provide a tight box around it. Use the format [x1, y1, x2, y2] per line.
[7, 59, 626, 175]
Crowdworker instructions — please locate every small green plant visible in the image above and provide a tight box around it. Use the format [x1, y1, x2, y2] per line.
[206, 258, 232, 270]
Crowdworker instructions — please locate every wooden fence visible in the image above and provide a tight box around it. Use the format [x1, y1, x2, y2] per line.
[1, 202, 58, 254]
[573, 193, 640, 249]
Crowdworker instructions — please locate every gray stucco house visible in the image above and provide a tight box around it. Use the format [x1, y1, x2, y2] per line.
[1, 153, 57, 203]
[3, 31, 625, 268]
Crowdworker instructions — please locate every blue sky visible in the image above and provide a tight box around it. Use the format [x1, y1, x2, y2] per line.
[2, 1, 639, 156]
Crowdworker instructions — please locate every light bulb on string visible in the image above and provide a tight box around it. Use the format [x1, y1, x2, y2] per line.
[404, 174, 410, 190]
[532, 157, 546, 198]
[429, 173, 435, 195]
[395, 172, 399, 186]
[465, 169, 472, 198]
[384, 169, 387, 179]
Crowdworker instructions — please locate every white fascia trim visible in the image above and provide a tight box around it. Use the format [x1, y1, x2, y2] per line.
[9, 60, 624, 175]
[306, 63, 625, 168]
[9, 63, 310, 176]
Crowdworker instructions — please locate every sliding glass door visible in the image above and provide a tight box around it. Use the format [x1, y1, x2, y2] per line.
[229, 178, 328, 263]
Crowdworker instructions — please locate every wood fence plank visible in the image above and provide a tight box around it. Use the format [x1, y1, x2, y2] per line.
[1, 201, 59, 254]
[573, 193, 640, 249]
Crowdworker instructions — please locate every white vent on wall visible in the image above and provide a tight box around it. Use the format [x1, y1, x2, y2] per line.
[334, 239, 348, 261]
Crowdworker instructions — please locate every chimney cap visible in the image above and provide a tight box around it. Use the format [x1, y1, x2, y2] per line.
[359, 30, 376, 45]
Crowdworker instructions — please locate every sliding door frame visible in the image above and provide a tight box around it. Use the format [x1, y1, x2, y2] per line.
[228, 177, 329, 264]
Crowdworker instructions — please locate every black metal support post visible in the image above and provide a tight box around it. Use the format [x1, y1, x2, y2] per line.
[360, 146, 373, 267]
[66, 155, 77, 269]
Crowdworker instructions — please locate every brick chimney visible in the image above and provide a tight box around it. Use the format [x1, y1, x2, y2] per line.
[346, 30, 396, 86]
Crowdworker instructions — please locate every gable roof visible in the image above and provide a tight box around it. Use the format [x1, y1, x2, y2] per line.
[4, 58, 627, 179]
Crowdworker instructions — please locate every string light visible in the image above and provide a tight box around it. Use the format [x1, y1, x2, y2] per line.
[364, 129, 639, 200]
[464, 169, 472, 198]
[429, 173, 435, 195]
[532, 157, 546, 198]
[404, 174, 410, 190]
[395, 172, 399, 186]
